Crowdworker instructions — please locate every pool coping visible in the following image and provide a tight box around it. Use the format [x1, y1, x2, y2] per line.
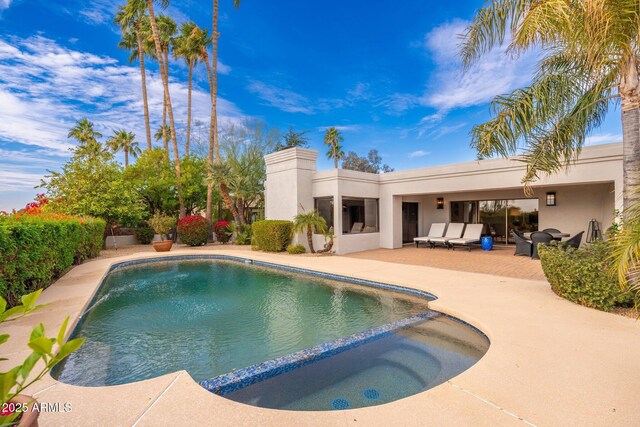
[5, 248, 640, 426]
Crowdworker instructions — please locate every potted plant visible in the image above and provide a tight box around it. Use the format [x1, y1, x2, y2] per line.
[149, 212, 176, 252]
[1, 290, 85, 427]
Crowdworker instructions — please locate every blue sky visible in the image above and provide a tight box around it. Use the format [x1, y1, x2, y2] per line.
[0, 0, 623, 211]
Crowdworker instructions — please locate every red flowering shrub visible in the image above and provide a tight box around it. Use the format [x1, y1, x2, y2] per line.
[214, 220, 232, 243]
[177, 215, 211, 246]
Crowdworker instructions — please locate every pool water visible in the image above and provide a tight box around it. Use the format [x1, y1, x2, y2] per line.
[225, 316, 489, 411]
[53, 259, 432, 387]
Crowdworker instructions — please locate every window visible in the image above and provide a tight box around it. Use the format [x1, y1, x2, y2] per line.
[314, 197, 334, 229]
[342, 197, 379, 234]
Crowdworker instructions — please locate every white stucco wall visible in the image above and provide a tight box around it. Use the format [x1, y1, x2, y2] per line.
[264, 143, 623, 254]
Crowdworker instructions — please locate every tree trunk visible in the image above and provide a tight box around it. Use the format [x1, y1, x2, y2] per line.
[136, 23, 152, 150]
[220, 182, 244, 225]
[146, 0, 186, 218]
[204, 46, 215, 224]
[334, 148, 338, 168]
[125, 148, 129, 168]
[620, 55, 640, 211]
[186, 59, 193, 156]
[307, 227, 315, 253]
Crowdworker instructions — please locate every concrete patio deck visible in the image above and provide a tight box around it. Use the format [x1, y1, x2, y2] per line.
[2, 245, 639, 426]
[347, 244, 546, 281]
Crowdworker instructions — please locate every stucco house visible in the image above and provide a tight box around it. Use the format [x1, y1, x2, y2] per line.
[264, 142, 622, 254]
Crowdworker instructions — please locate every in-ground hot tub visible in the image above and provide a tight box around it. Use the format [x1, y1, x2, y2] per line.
[53, 256, 489, 411]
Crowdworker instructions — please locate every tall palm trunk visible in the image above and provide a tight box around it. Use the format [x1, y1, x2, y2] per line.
[125, 148, 129, 168]
[220, 183, 243, 225]
[162, 94, 169, 155]
[620, 55, 640, 211]
[333, 146, 338, 168]
[203, 47, 215, 223]
[306, 227, 315, 253]
[146, 0, 186, 218]
[185, 58, 193, 156]
[135, 23, 152, 150]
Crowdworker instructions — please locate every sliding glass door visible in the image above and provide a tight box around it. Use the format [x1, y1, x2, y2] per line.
[452, 199, 539, 244]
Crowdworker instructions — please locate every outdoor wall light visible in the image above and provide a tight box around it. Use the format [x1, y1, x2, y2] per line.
[546, 192, 556, 206]
[436, 197, 444, 209]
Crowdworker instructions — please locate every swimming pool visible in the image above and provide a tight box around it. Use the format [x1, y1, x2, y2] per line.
[53, 256, 488, 410]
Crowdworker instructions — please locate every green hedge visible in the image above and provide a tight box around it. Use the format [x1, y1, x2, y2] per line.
[252, 220, 293, 252]
[539, 241, 632, 311]
[0, 215, 105, 306]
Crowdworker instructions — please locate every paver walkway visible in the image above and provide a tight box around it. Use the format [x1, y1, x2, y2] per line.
[347, 245, 546, 281]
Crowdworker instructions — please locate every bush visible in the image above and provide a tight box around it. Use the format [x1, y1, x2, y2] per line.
[231, 223, 252, 245]
[177, 215, 211, 246]
[0, 214, 105, 306]
[286, 244, 306, 254]
[214, 221, 232, 243]
[135, 225, 154, 244]
[539, 241, 633, 311]
[252, 220, 293, 252]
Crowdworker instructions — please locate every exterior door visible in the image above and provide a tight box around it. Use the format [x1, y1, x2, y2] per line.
[402, 203, 419, 243]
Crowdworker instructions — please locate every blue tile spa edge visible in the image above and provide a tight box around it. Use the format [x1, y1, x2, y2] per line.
[199, 310, 441, 395]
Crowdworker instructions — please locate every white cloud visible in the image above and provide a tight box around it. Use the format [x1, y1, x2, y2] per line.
[317, 125, 361, 132]
[247, 80, 314, 114]
[422, 20, 537, 112]
[0, 35, 246, 155]
[428, 122, 468, 139]
[217, 60, 231, 75]
[409, 150, 430, 158]
[0, 0, 12, 10]
[585, 133, 622, 146]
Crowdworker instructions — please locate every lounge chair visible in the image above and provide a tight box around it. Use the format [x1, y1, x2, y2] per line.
[429, 223, 465, 249]
[512, 231, 532, 257]
[413, 223, 446, 247]
[565, 231, 584, 249]
[531, 231, 554, 259]
[449, 224, 484, 251]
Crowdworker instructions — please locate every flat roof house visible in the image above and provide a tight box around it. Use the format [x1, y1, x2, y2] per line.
[264, 143, 622, 254]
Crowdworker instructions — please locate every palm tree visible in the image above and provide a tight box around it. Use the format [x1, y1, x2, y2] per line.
[173, 22, 206, 156]
[144, 0, 186, 218]
[68, 119, 105, 159]
[323, 127, 344, 168]
[154, 124, 171, 157]
[115, 2, 152, 150]
[106, 129, 141, 167]
[293, 210, 327, 254]
[460, 0, 639, 210]
[147, 14, 177, 151]
[207, 161, 244, 225]
[207, 0, 241, 225]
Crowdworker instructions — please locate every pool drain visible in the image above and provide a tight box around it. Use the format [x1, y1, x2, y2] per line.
[331, 398, 351, 410]
[363, 388, 380, 400]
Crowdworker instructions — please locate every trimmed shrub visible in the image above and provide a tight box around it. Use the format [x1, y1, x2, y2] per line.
[286, 244, 306, 254]
[0, 214, 105, 307]
[539, 241, 633, 311]
[252, 220, 293, 252]
[135, 225, 154, 244]
[214, 221, 232, 243]
[177, 215, 210, 246]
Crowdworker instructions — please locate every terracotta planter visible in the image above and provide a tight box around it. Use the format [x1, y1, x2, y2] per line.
[152, 240, 173, 252]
